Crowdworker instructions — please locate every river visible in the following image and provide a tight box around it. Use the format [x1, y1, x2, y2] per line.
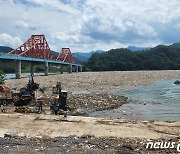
[90, 79, 180, 122]
[5, 73, 61, 79]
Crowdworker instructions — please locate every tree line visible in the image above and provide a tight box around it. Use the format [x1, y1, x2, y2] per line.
[85, 45, 180, 71]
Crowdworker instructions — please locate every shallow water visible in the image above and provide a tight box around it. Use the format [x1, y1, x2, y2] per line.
[72, 90, 91, 95]
[90, 79, 180, 122]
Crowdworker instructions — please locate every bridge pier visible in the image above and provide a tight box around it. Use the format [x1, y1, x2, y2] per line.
[60, 65, 63, 74]
[15, 60, 21, 79]
[69, 64, 72, 73]
[76, 65, 78, 73]
[80, 66, 82, 72]
[30, 62, 34, 76]
[44, 62, 48, 76]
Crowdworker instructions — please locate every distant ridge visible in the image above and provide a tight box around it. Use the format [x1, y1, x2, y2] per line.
[127, 46, 150, 51]
[170, 42, 180, 48]
[0, 46, 13, 53]
[72, 50, 104, 63]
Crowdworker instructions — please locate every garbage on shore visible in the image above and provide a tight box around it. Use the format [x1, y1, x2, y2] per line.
[14, 106, 32, 113]
[68, 94, 127, 112]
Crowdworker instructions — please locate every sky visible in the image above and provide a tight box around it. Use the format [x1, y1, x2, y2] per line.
[0, 0, 179, 53]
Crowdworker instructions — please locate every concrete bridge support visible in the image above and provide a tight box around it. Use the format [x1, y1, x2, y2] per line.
[44, 62, 48, 76]
[60, 65, 63, 74]
[76, 65, 78, 73]
[69, 64, 72, 73]
[80, 66, 82, 72]
[15, 60, 21, 79]
[30, 63, 34, 76]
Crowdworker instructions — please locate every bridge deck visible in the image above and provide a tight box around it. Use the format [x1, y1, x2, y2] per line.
[0, 52, 81, 67]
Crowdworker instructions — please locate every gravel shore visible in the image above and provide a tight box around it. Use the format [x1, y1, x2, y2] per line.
[5, 70, 180, 114]
[6, 70, 180, 94]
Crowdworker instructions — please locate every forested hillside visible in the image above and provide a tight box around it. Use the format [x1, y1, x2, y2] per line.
[85, 45, 180, 71]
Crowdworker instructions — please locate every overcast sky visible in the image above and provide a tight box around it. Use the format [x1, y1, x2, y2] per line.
[0, 0, 179, 53]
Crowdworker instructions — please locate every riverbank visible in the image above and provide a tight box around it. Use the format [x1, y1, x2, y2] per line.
[4, 70, 180, 115]
[0, 113, 180, 154]
[5, 70, 180, 94]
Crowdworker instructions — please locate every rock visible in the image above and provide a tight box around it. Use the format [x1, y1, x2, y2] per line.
[161, 135, 172, 140]
[117, 144, 136, 154]
[84, 140, 88, 143]
[174, 80, 180, 85]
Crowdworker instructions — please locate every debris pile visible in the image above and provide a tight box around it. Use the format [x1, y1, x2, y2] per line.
[1, 135, 179, 153]
[68, 94, 127, 114]
[14, 106, 32, 113]
[4, 131, 27, 139]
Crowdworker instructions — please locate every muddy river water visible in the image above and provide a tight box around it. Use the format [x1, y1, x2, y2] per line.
[90, 79, 180, 122]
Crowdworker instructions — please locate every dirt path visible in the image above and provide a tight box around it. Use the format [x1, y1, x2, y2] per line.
[0, 113, 179, 140]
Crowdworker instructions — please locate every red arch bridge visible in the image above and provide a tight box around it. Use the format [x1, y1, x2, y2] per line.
[0, 35, 82, 79]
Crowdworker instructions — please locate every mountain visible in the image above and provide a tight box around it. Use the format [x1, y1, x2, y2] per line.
[170, 42, 180, 48]
[127, 46, 150, 51]
[51, 50, 59, 58]
[85, 44, 180, 71]
[72, 53, 87, 64]
[50, 50, 105, 64]
[0, 46, 14, 53]
[127, 42, 180, 51]
[73, 50, 104, 62]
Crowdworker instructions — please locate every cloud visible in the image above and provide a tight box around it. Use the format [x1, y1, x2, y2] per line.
[0, 0, 179, 52]
[0, 33, 23, 48]
[15, 20, 39, 31]
[15, 20, 29, 28]
[25, 0, 79, 14]
[81, 0, 180, 46]
[53, 32, 79, 43]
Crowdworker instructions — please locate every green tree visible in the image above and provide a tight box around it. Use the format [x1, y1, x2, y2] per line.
[0, 70, 5, 84]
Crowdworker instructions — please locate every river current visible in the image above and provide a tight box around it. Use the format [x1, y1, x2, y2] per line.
[90, 79, 180, 121]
